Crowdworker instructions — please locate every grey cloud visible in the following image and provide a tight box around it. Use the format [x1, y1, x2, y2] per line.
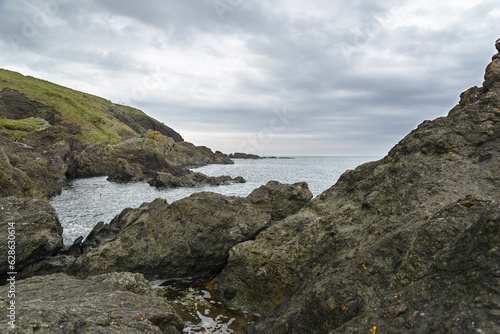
[0, 0, 498, 155]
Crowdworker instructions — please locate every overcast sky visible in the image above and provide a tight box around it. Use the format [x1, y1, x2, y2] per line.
[0, 0, 498, 156]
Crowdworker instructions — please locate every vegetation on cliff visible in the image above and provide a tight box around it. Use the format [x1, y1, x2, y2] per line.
[0, 68, 182, 145]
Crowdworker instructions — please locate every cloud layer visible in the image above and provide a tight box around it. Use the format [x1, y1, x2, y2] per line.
[1, 0, 498, 155]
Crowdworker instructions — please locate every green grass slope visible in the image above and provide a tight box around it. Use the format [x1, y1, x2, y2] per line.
[0, 69, 182, 145]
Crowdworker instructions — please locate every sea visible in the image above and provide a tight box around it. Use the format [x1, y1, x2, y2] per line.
[50, 156, 380, 246]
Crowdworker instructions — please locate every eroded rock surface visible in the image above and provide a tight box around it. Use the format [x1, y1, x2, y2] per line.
[0, 197, 63, 283]
[0, 272, 183, 333]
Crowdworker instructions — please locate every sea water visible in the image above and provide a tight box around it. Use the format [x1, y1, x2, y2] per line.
[50, 156, 379, 246]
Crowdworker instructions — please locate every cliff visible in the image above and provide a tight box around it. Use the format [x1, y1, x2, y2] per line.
[0, 69, 234, 198]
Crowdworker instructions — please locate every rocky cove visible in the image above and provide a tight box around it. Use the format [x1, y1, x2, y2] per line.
[0, 40, 500, 333]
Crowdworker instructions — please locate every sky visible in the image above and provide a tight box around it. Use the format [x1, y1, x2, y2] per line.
[0, 0, 499, 156]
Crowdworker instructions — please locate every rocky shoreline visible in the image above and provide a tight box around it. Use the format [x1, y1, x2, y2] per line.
[1, 40, 500, 333]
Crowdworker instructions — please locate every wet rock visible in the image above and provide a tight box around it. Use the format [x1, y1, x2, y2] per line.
[0, 272, 184, 333]
[215, 42, 500, 333]
[68, 182, 312, 280]
[0, 197, 63, 283]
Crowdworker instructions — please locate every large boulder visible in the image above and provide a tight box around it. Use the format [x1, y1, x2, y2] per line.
[214, 42, 500, 333]
[68, 181, 312, 280]
[0, 197, 63, 283]
[0, 272, 183, 333]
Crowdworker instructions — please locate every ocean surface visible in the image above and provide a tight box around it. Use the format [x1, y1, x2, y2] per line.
[50, 156, 380, 246]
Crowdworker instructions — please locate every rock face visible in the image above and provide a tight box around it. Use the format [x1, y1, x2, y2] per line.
[68, 181, 313, 280]
[0, 272, 183, 333]
[213, 41, 500, 333]
[0, 197, 63, 283]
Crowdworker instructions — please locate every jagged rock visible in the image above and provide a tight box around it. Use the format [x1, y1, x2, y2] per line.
[0, 272, 184, 333]
[214, 43, 500, 333]
[149, 171, 246, 188]
[0, 197, 63, 283]
[68, 181, 312, 280]
[484, 39, 500, 90]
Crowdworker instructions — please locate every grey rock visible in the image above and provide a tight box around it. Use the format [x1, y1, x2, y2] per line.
[149, 171, 245, 188]
[0, 145, 34, 198]
[0, 272, 183, 333]
[229, 152, 262, 159]
[68, 181, 312, 280]
[0, 197, 63, 282]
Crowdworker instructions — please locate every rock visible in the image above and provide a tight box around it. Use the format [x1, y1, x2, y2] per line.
[149, 171, 246, 188]
[107, 158, 144, 182]
[0, 272, 184, 333]
[0, 88, 61, 125]
[483, 58, 500, 90]
[0, 131, 70, 198]
[248, 181, 313, 221]
[0, 146, 35, 198]
[109, 106, 184, 142]
[68, 182, 312, 280]
[75, 137, 234, 182]
[229, 152, 262, 159]
[484, 39, 500, 90]
[0, 197, 63, 283]
[214, 43, 500, 333]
